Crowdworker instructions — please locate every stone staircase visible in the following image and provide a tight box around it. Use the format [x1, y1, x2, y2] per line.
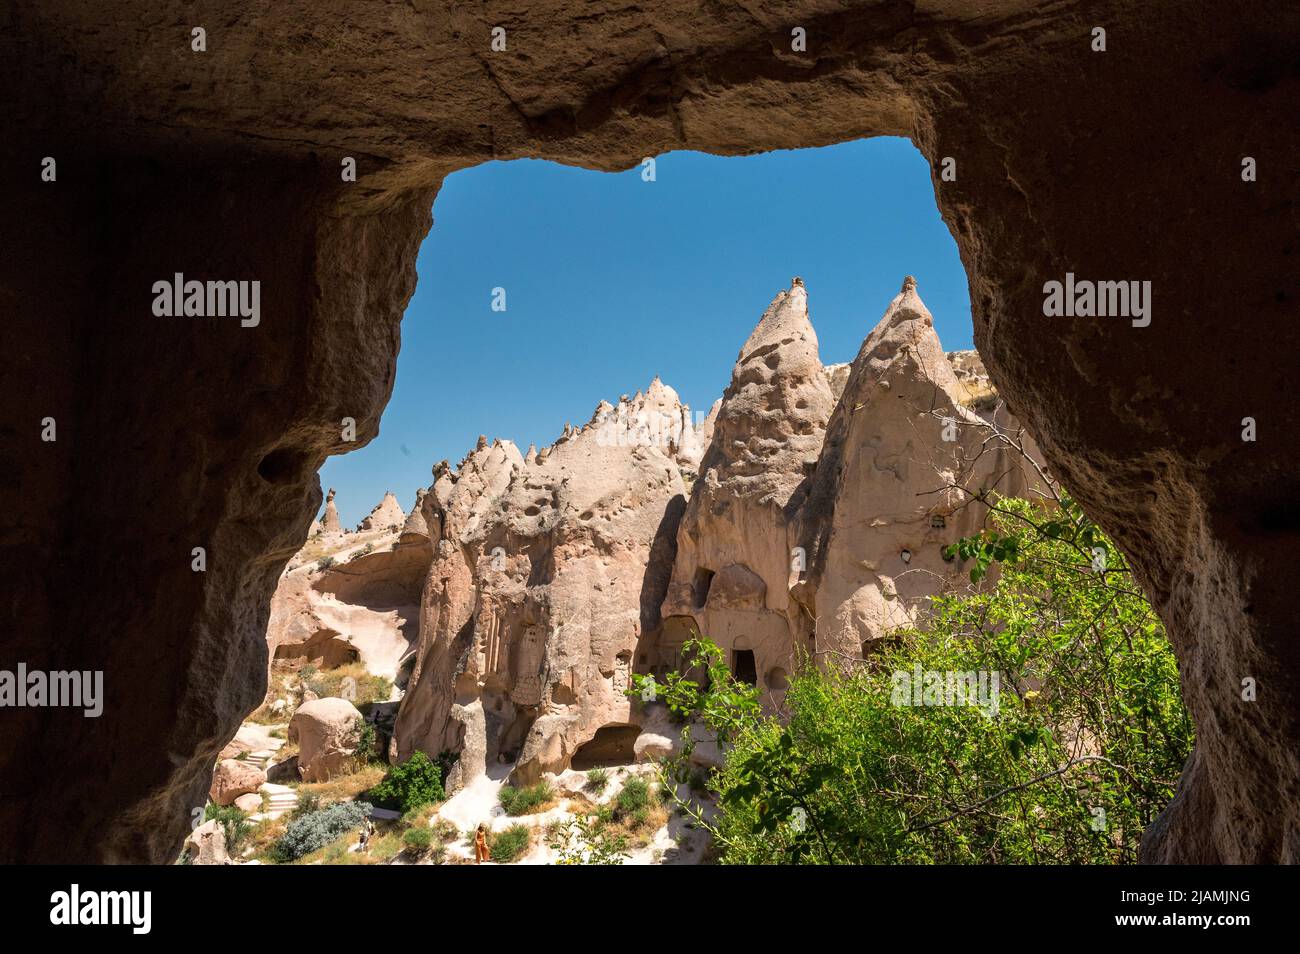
[242, 749, 278, 771]
[254, 783, 299, 821]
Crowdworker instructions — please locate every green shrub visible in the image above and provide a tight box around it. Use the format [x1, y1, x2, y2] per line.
[489, 824, 532, 863]
[204, 803, 252, 854]
[615, 777, 652, 817]
[316, 556, 335, 571]
[367, 751, 445, 813]
[293, 791, 321, 818]
[498, 781, 554, 816]
[634, 495, 1192, 865]
[548, 815, 630, 865]
[272, 801, 372, 862]
[403, 827, 434, 852]
[585, 768, 609, 792]
[353, 721, 379, 762]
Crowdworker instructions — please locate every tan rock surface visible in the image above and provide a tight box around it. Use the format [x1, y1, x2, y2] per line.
[266, 521, 431, 686]
[358, 491, 406, 531]
[322, 489, 342, 534]
[288, 697, 365, 783]
[649, 278, 1040, 700]
[649, 280, 835, 692]
[233, 792, 263, 813]
[795, 278, 1041, 660]
[394, 382, 694, 789]
[182, 820, 231, 866]
[209, 759, 266, 807]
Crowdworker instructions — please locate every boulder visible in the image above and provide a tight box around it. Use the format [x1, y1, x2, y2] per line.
[288, 697, 364, 782]
[633, 732, 676, 763]
[182, 819, 230, 866]
[266, 755, 300, 784]
[233, 793, 263, 813]
[209, 759, 266, 807]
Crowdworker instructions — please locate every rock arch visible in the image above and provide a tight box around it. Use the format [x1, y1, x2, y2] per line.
[3, 1, 1297, 863]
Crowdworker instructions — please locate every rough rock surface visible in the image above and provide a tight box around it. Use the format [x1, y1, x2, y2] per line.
[266, 522, 431, 684]
[656, 279, 835, 688]
[288, 698, 364, 783]
[796, 278, 1040, 660]
[233, 792, 263, 813]
[322, 489, 342, 534]
[182, 820, 231, 866]
[358, 491, 405, 532]
[394, 381, 700, 790]
[209, 759, 266, 807]
[4, 1, 1297, 863]
[650, 278, 1040, 699]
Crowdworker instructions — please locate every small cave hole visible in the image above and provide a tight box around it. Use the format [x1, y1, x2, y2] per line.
[731, 649, 757, 686]
[692, 567, 715, 608]
[257, 446, 308, 485]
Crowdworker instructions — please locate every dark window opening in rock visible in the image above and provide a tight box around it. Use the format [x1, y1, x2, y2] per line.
[931, 514, 946, 529]
[732, 649, 757, 686]
[570, 724, 642, 771]
[693, 567, 715, 607]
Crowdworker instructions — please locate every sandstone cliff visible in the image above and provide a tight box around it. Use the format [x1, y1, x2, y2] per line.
[265, 491, 432, 688]
[645, 277, 1041, 702]
[392, 383, 705, 790]
[387, 278, 1041, 789]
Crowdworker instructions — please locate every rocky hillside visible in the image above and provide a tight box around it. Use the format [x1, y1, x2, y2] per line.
[266, 277, 1041, 798]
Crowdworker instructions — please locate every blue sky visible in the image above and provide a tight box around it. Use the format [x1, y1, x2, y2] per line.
[320, 136, 971, 526]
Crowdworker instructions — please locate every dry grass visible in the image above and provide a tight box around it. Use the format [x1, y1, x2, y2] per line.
[559, 785, 670, 850]
[295, 764, 387, 804]
[247, 815, 291, 861]
[606, 802, 670, 848]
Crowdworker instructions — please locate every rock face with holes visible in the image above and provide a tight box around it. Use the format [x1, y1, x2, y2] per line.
[649, 278, 1040, 699]
[793, 279, 1041, 661]
[393, 380, 703, 790]
[5, 0, 1298, 864]
[656, 279, 835, 692]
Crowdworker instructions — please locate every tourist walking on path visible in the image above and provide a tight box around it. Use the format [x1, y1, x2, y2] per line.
[474, 823, 491, 863]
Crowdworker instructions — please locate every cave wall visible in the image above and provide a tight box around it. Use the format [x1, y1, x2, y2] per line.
[1, 0, 1296, 862]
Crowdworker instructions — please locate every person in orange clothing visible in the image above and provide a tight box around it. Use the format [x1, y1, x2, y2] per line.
[474, 823, 491, 863]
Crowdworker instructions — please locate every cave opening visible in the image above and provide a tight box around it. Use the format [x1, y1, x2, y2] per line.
[5, 5, 1286, 869]
[731, 649, 758, 686]
[570, 725, 643, 771]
